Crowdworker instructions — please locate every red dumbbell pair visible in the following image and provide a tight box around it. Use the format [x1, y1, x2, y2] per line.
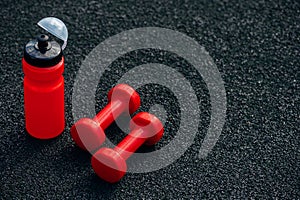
[70, 84, 164, 183]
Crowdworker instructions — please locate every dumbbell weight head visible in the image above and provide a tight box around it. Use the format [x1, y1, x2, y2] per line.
[70, 118, 105, 151]
[107, 84, 140, 114]
[91, 147, 127, 183]
[129, 112, 164, 146]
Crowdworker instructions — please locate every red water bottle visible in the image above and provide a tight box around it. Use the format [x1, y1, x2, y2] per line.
[22, 34, 65, 139]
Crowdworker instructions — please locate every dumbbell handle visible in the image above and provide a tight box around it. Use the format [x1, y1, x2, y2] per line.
[93, 99, 126, 130]
[114, 128, 146, 160]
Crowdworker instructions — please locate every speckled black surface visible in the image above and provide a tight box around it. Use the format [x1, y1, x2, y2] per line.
[0, 0, 299, 199]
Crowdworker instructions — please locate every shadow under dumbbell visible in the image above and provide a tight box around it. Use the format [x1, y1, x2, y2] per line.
[88, 174, 119, 198]
[66, 145, 92, 163]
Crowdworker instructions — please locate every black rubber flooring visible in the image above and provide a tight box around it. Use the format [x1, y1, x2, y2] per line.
[0, 0, 299, 199]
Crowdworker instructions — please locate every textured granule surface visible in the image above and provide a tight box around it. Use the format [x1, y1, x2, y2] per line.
[0, 0, 299, 199]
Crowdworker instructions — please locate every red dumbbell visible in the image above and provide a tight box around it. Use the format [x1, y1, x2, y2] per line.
[91, 112, 164, 183]
[70, 84, 140, 152]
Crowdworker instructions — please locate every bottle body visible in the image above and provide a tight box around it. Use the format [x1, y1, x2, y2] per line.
[22, 57, 65, 139]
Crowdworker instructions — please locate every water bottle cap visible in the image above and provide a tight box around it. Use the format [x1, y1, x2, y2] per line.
[37, 17, 68, 50]
[24, 34, 62, 67]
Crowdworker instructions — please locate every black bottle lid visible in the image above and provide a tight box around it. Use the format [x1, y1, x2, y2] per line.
[24, 34, 62, 67]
